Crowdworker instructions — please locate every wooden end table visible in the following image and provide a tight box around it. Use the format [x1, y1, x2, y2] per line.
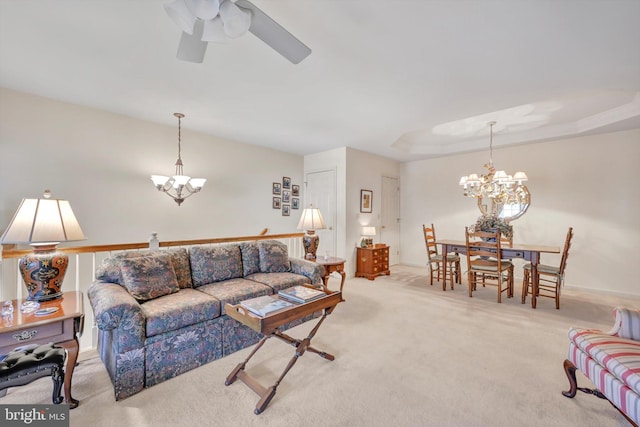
[0, 291, 84, 408]
[224, 287, 342, 414]
[314, 257, 346, 298]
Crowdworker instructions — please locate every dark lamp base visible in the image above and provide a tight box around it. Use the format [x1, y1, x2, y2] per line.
[302, 233, 320, 261]
[18, 248, 68, 302]
[27, 291, 63, 302]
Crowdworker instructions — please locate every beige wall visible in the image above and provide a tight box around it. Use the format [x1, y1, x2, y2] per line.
[304, 147, 401, 277]
[0, 88, 310, 349]
[400, 128, 640, 297]
[2, 87, 638, 297]
[345, 148, 400, 276]
[0, 87, 305, 247]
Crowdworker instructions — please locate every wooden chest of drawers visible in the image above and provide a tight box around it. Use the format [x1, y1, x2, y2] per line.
[356, 245, 390, 280]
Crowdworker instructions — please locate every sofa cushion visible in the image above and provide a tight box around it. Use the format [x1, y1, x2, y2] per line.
[246, 272, 311, 293]
[190, 244, 244, 287]
[258, 240, 291, 273]
[140, 288, 221, 337]
[240, 241, 261, 276]
[569, 327, 640, 395]
[121, 254, 180, 302]
[196, 278, 273, 315]
[96, 248, 193, 289]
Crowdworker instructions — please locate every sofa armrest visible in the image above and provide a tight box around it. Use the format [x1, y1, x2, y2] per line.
[607, 307, 640, 341]
[88, 281, 144, 331]
[289, 258, 324, 285]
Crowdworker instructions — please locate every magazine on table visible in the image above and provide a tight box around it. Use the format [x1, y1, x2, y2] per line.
[278, 285, 326, 304]
[240, 295, 294, 317]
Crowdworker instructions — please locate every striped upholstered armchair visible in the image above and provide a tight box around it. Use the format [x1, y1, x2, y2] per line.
[562, 307, 640, 425]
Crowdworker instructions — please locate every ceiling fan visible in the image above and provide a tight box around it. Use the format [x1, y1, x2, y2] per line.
[164, 0, 311, 64]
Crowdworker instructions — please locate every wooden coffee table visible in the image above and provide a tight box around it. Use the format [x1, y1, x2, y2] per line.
[224, 287, 342, 414]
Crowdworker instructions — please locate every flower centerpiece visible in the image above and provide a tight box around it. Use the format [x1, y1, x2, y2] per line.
[470, 214, 513, 239]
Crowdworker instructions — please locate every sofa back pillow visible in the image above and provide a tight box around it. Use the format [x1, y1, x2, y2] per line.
[240, 241, 261, 276]
[95, 248, 192, 289]
[190, 244, 244, 287]
[164, 248, 193, 289]
[120, 254, 180, 302]
[258, 240, 291, 273]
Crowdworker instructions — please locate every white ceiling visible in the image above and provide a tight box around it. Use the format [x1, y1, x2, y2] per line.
[1, 0, 639, 162]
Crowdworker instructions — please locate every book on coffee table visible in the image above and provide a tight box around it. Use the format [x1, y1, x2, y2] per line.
[240, 295, 294, 317]
[278, 286, 325, 304]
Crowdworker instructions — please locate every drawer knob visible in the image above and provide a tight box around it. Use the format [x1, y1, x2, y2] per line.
[13, 330, 38, 342]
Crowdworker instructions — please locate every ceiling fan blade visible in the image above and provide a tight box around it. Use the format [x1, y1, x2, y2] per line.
[235, 0, 311, 64]
[176, 19, 208, 63]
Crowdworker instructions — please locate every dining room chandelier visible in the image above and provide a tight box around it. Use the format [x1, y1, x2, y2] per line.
[151, 113, 206, 206]
[458, 121, 529, 206]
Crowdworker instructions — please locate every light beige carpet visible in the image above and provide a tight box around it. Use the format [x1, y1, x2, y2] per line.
[2, 265, 638, 427]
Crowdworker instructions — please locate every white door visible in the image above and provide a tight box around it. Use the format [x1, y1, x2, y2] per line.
[381, 176, 400, 265]
[304, 169, 337, 258]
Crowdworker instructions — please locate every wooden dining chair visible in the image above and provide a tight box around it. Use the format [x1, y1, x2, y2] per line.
[479, 229, 514, 288]
[423, 224, 461, 290]
[521, 227, 574, 309]
[465, 227, 513, 303]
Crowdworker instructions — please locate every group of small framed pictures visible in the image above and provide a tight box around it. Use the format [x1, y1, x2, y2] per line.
[272, 177, 300, 216]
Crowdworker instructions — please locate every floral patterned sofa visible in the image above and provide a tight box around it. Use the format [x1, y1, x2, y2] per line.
[563, 307, 640, 425]
[88, 240, 324, 401]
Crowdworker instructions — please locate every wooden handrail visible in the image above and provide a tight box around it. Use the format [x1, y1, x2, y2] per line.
[1, 232, 304, 259]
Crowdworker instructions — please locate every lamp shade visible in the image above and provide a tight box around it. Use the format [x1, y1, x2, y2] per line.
[362, 226, 376, 236]
[0, 195, 86, 245]
[296, 205, 326, 260]
[513, 171, 528, 182]
[1, 191, 86, 302]
[189, 178, 207, 189]
[151, 175, 171, 187]
[296, 206, 327, 231]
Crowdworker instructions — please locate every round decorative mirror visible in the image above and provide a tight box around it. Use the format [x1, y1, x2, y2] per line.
[477, 186, 531, 221]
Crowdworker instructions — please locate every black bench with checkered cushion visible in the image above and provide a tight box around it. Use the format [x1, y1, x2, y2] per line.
[0, 343, 66, 404]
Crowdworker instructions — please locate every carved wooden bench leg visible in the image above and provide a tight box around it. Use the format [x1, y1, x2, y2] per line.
[562, 359, 578, 398]
[562, 359, 638, 426]
[51, 364, 65, 404]
[562, 359, 609, 399]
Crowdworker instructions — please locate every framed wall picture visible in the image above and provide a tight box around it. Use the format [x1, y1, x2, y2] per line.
[273, 197, 281, 209]
[273, 182, 281, 195]
[283, 177, 291, 189]
[360, 189, 373, 213]
[282, 205, 290, 216]
[292, 198, 299, 209]
[292, 185, 300, 196]
[282, 190, 290, 203]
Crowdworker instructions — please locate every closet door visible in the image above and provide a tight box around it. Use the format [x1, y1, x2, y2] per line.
[381, 176, 400, 265]
[304, 169, 337, 258]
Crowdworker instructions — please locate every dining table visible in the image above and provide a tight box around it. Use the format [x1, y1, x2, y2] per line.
[436, 239, 560, 308]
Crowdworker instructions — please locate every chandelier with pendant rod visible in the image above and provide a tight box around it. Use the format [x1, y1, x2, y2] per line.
[151, 113, 207, 206]
[458, 121, 529, 208]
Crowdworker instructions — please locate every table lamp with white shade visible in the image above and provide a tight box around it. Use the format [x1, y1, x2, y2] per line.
[296, 205, 326, 260]
[361, 226, 376, 248]
[0, 190, 86, 301]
